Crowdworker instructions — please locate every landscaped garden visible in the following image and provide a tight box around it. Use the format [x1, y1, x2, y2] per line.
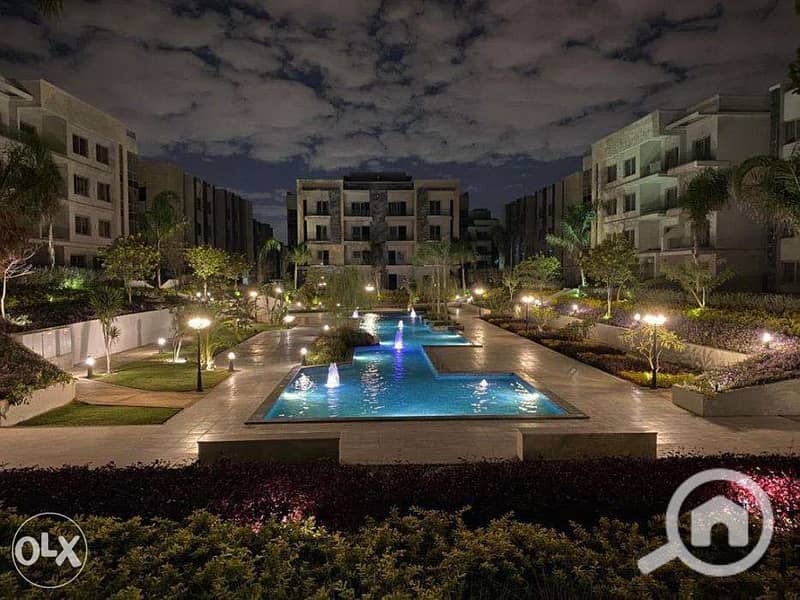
[0, 455, 797, 596]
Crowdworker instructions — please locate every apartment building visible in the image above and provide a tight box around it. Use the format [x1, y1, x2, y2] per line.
[591, 95, 771, 290]
[770, 83, 800, 291]
[505, 161, 590, 285]
[464, 208, 501, 273]
[0, 76, 138, 268]
[292, 172, 461, 290]
[137, 159, 254, 262]
[285, 191, 298, 247]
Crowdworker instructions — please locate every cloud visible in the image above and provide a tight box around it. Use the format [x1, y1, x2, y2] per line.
[0, 0, 796, 181]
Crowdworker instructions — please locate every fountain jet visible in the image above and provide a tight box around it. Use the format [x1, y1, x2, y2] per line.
[410, 308, 417, 319]
[477, 379, 489, 390]
[398, 319, 404, 330]
[325, 362, 340, 388]
[393, 329, 403, 350]
[295, 373, 314, 391]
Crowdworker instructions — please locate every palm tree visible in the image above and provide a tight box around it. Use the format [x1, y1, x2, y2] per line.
[142, 191, 185, 288]
[288, 244, 311, 289]
[89, 286, 123, 374]
[734, 150, 800, 288]
[258, 238, 282, 282]
[677, 168, 729, 261]
[451, 239, 477, 293]
[546, 202, 593, 287]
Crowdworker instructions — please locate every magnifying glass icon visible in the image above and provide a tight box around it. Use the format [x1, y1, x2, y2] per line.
[638, 468, 774, 577]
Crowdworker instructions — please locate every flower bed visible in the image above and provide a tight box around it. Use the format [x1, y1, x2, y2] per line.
[0, 456, 797, 531]
[484, 316, 698, 388]
[0, 507, 796, 597]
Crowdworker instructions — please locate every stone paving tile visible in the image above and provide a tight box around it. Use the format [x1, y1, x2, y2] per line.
[1, 309, 799, 467]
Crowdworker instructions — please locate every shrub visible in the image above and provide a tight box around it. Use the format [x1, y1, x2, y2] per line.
[0, 334, 72, 407]
[307, 325, 377, 365]
[557, 318, 595, 341]
[0, 508, 796, 598]
[693, 344, 800, 393]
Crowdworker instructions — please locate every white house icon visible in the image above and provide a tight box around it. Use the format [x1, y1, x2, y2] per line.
[690, 496, 750, 547]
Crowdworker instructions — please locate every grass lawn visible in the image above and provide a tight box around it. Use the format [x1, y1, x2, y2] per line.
[98, 359, 231, 392]
[17, 401, 180, 426]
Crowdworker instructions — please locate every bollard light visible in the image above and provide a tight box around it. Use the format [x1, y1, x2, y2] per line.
[85, 356, 95, 379]
[227, 351, 236, 372]
[157, 337, 166, 352]
[571, 303, 578, 314]
[762, 332, 773, 349]
[323, 324, 330, 332]
[300, 347, 308, 365]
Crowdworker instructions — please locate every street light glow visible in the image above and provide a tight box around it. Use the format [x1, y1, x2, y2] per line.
[188, 317, 212, 330]
[521, 295, 534, 304]
[642, 314, 666, 326]
[157, 337, 166, 347]
[249, 290, 258, 298]
[473, 287, 485, 296]
[85, 356, 95, 367]
[365, 284, 375, 292]
[227, 352, 236, 360]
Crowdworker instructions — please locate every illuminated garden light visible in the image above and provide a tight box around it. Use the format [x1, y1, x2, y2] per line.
[85, 356, 95, 378]
[762, 332, 773, 349]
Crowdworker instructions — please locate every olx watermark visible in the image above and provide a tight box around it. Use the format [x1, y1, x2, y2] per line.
[11, 512, 88, 589]
[638, 468, 774, 577]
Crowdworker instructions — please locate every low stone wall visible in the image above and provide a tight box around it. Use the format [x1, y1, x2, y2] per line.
[198, 433, 340, 464]
[0, 380, 76, 427]
[672, 381, 800, 416]
[553, 315, 748, 370]
[518, 431, 657, 460]
[11, 309, 172, 368]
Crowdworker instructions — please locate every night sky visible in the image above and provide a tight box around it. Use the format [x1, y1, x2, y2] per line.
[1, 1, 798, 242]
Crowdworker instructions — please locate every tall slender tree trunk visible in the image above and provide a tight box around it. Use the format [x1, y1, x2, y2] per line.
[156, 238, 162, 288]
[461, 262, 466, 293]
[1, 275, 7, 320]
[48, 222, 55, 269]
[104, 340, 111, 374]
[294, 264, 298, 289]
[606, 284, 612, 319]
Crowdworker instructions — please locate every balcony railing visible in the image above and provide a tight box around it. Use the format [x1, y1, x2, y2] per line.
[345, 207, 371, 217]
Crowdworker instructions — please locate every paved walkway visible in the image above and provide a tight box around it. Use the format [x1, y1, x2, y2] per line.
[1, 309, 799, 467]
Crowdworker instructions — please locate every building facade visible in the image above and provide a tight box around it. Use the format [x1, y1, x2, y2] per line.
[770, 83, 800, 291]
[292, 172, 461, 289]
[0, 76, 138, 268]
[591, 95, 771, 290]
[137, 159, 255, 262]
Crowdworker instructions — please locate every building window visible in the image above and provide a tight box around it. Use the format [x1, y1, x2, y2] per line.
[623, 157, 636, 177]
[389, 225, 407, 240]
[315, 200, 329, 215]
[19, 122, 36, 136]
[98, 219, 112, 239]
[429, 200, 442, 215]
[317, 250, 330, 265]
[782, 261, 797, 284]
[622, 229, 635, 245]
[72, 134, 88, 157]
[73, 175, 90, 197]
[664, 147, 680, 170]
[665, 187, 679, 209]
[70, 254, 87, 268]
[315, 224, 329, 240]
[350, 202, 370, 216]
[351, 225, 370, 241]
[606, 199, 618, 216]
[623, 193, 636, 212]
[74, 215, 90, 236]
[388, 201, 406, 216]
[692, 136, 712, 161]
[786, 119, 799, 144]
[606, 164, 617, 183]
[95, 144, 110, 165]
[97, 182, 111, 202]
[429, 225, 442, 240]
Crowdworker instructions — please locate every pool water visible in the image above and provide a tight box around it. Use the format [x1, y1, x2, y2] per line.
[264, 312, 567, 420]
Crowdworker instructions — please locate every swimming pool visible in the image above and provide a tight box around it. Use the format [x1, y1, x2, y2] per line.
[259, 312, 569, 421]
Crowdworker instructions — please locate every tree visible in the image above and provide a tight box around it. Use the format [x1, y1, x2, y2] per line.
[733, 150, 800, 234]
[546, 202, 593, 286]
[662, 260, 734, 308]
[35, 0, 63, 15]
[581, 237, 638, 319]
[100, 236, 159, 304]
[501, 269, 520, 304]
[327, 267, 368, 317]
[0, 221, 35, 320]
[414, 241, 456, 318]
[288, 244, 311, 290]
[516, 254, 561, 293]
[451, 239, 477, 293]
[89, 286, 123, 374]
[185, 245, 231, 297]
[677, 168, 729, 260]
[621, 322, 685, 387]
[258, 238, 282, 282]
[142, 191, 185, 288]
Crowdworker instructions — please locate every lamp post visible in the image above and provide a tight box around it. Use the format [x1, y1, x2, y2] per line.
[473, 287, 485, 317]
[300, 347, 308, 365]
[762, 332, 773, 350]
[188, 316, 211, 392]
[85, 356, 95, 379]
[521, 295, 534, 334]
[642, 314, 666, 389]
[157, 337, 166, 354]
[249, 290, 259, 321]
[227, 351, 236, 372]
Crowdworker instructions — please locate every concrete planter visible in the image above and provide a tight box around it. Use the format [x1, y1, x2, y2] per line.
[0, 380, 76, 427]
[672, 379, 800, 416]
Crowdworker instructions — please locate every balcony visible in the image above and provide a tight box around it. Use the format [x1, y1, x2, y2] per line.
[345, 206, 371, 217]
[345, 255, 372, 266]
[344, 235, 371, 242]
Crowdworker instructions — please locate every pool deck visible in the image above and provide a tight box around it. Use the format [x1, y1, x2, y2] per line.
[1, 308, 799, 467]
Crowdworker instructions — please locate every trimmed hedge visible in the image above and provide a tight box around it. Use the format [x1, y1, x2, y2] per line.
[306, 325, 377, 365]
[0, 334, 72, 406]
[0, 509, 796, 598]
[1, 456, 798, 532]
